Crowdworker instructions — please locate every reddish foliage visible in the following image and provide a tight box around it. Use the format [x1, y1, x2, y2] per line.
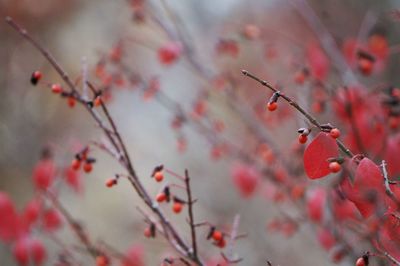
[303, 132, 339, 179]
[0, 192, 20, 242]
[32, 159, 56, 190]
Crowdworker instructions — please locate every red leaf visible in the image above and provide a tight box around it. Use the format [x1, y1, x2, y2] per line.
[344, 158, 385, 218]
[317, 227, 336, 251]
[306, 188, 326, 223]
[32, 159, 56, 190]
[0, 192, 20, 243]
[307, 43, 330, 81]
[303, 132, 339, 179]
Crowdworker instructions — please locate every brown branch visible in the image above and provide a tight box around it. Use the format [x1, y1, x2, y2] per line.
[5, 16, 202, 265]
[241, 69, 354, 158]
[184, 169, 198, 261]
[43, 191, 99, 259]
[381, 160, 400, 206]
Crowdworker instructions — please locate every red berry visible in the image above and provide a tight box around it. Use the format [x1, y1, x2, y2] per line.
[329, 128, 340, 139]
[156, 193, 166, 203]
[13, 238, 29, 265]
[105, 179, 117, 188]
[30, 239, 46, 265]
[96, 255, 109, 266]
[329, 162, 341, 173]
[51, 84, 62, 94]
[71, 159, 81, 171]
[157, 42, 182, 65]
[298, 134, 308, 144]
[212, 230, 223, 242]
[294, 71, 305, 85]
[30, 71, 42, 85]
[355, 257, 366, 266]
[83, 162, 93, 173]
[144, 227, 152, 238]
[67, 96, 76, 108]
[267, 102, 278, 111]
[43, 209, 62, 232]
[94, 96, 102, 107]
[358, 58, 373, 76]
[172, 202, 183, 213]
[154, 171, 164, 182]
[216, 237, 226, 248]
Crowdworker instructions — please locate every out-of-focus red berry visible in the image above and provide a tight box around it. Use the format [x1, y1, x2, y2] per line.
[172, 202, 183, 213]
[329, 162, 341, 173]
[267, 102, 277, 111]
[298, 134, 308, 144]
[329, 128, 341, 139]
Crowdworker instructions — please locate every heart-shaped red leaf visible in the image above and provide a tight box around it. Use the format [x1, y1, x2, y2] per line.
[303, 132, 339, 179]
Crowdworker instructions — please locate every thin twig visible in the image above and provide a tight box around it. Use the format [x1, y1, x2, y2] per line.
[43, 191, 99, 258]
[184, 169, 198, 260]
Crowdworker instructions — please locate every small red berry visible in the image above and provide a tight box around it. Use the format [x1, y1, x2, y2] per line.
[144, 227, 152, 238]
[267, 102, 278, 111]
[94, 96, 102, 107]
[298, 134, 308, 144]
[51, 84, 62, 94]
[294, 71, 305, 85]
[156, 193, 167, 203]
[30, 71, 42, 85]
[105, 178, 117, 188]
[329, 162, 341, 173]
[83, 162, 93, 173]
[212, 230, 223, 242]
[355, 257, 366, 266]
[96, 255, 109, 266]
[71, 159, 81, 171]
[358, 58, 373, 76]
[67, 96, 76, 108]
[172, 202, 183, 213]
[154, 171, 164, 182]
[216, 237, 226, 248]
[329, 128, 341, 139]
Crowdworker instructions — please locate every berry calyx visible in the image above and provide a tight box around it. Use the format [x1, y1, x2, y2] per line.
[83, 162, 93, 173]
[329, 161, 341, 173]
[154, 171, 164, 182]
[105, 178, 117, 188]
[51, 84, 62, 94]
[156, 193, 167, 203]
[329, 128, 341, 139]
[267, 102, 278, 111]
[30, 71, 42, 85]
[172, 202, 183, 213]
[298, 134, 308, 144]
[212, 230, 223, 242]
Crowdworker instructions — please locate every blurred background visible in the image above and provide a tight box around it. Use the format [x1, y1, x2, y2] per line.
[1, 0, 400, 265]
